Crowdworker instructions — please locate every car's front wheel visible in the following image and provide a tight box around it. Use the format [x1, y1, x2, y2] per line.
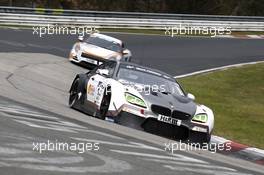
[97, 89, 111, 120]
[69, 78, 80, 108]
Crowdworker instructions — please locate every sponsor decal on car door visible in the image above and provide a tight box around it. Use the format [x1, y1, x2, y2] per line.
[87, 74, 106, 108]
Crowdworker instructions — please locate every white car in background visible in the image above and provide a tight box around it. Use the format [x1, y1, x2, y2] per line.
[69, 33, 132, 68]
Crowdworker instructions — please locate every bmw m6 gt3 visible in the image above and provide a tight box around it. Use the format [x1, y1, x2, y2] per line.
[69, 60, 214, 144]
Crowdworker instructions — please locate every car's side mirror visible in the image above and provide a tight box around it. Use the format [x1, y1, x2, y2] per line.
[122, 49, 129, 55]
[122, 49, 131, 55]
[96, 69, 109, 77]
[122, 49, 132, 62]
[187, 93, 195, 101]
[78, 35, 84, 42]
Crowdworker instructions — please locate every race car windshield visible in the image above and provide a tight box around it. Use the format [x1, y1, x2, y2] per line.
[117, 66, 185, 96]
[86, 36, 122, 52]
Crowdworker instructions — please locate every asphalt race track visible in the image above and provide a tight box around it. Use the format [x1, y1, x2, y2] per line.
[0, 28, 264, 174]
[1, 28, 264, 75]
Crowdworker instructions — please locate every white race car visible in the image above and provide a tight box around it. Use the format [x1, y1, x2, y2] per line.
[69, 60, 214, 144]
[69, 33, 132, 68]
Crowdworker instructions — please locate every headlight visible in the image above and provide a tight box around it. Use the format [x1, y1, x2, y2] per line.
[192, 113, 208, 123]
[125, 93, 146, 108]
[75, 43, 80, 52]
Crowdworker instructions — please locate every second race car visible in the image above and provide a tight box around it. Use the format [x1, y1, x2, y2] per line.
[69, 60, 214, 144]
[69, 33, 132, 68]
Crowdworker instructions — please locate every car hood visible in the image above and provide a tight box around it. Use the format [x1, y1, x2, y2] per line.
[81, 43, 121, 58]
[140, 91, 197, 116]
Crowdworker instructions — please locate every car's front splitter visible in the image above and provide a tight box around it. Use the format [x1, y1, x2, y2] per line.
[114, 110, 210, 144]
[114, 111, 145, 131]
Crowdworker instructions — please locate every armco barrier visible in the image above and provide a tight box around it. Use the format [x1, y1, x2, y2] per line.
[0, 6, 264, 31]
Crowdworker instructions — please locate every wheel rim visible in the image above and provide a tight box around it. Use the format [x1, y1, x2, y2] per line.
[69, 79, 79, 106]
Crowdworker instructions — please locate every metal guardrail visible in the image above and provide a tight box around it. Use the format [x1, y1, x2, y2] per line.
[0, 6, 264, 31]
[1, 6, 264, 21]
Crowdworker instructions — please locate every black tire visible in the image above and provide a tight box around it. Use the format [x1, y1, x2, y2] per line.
[97, 88, 111, 120]
[69, 78, 80, 108]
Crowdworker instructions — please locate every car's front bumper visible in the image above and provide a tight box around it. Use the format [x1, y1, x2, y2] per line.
[114, 107, 210, 143]
[69, 52, 103, 67]
[115, 111, 145, 130]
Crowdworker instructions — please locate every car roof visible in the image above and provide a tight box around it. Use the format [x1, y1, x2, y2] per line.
[91, 33, 122, 45]
[117, 61, 174, 80]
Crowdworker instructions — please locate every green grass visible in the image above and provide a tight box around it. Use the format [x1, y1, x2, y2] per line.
[178, 63, 264, 148]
